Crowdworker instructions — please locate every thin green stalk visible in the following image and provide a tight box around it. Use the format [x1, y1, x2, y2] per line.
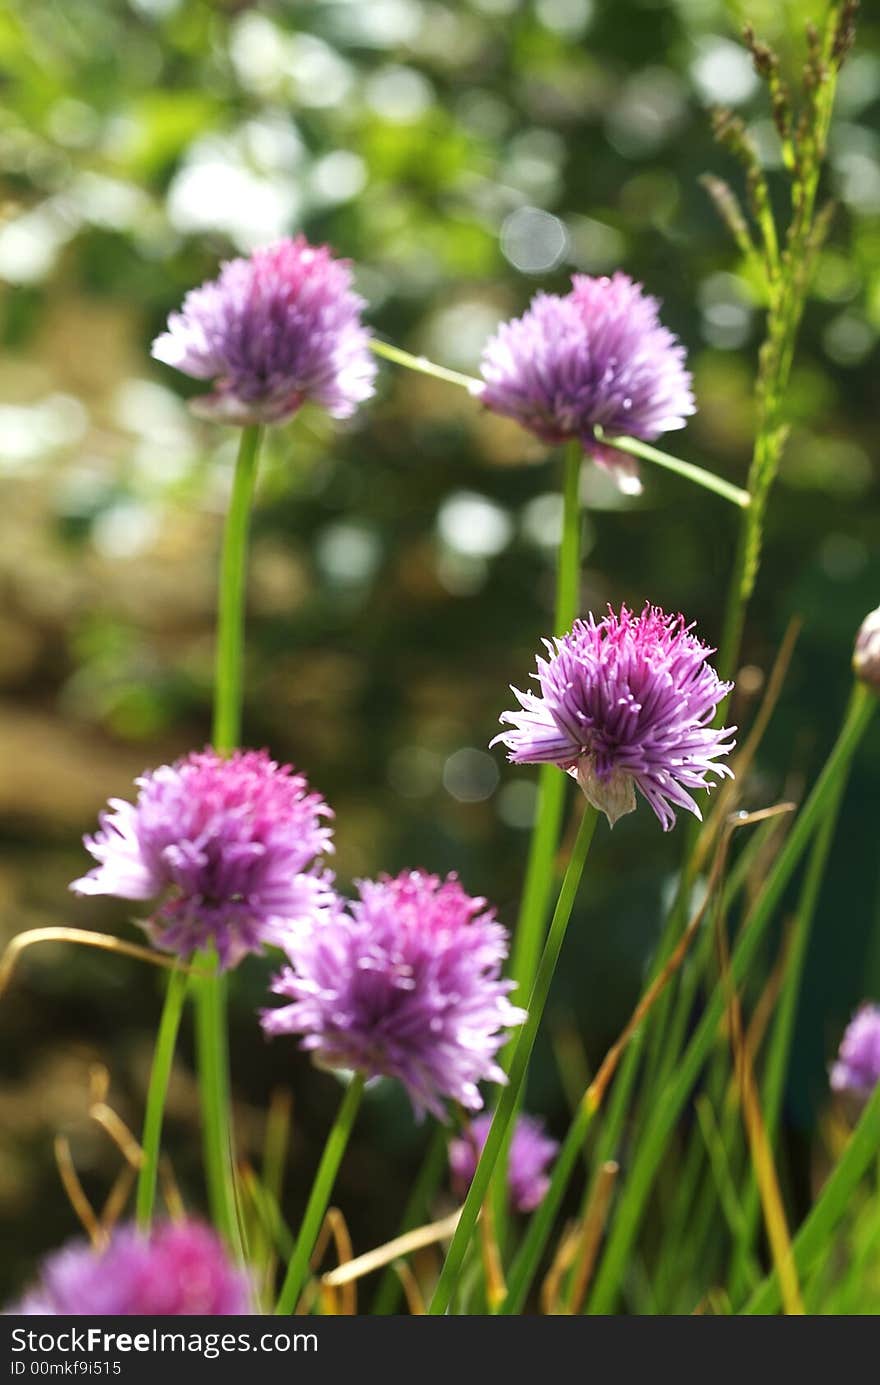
[594, 431, 750, 509]
[729, 704, 855, 1301]
[275, 1074, 365, 1315]
[507, 440, 582, 1004]
[197, 422, 264, 1249]
[370, 339, 751, 508]
[370, 338, 481, 392]
[505, 804, 770, 1315]
[502, 1088, 596, 1314]
[743, 1078, 880, 1315]
[493, 440, 582, 1247]
[135, 965, 188, 1228]
[587, 684, 876, 1313]
[213, 424, 263, 751]
[372, 1125, 448, 1315]
[428, 805, 600, 1315]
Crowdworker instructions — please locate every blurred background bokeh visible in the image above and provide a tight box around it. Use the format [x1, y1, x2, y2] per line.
[1, 0, 878, 1302]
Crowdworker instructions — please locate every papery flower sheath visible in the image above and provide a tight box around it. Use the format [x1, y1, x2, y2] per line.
[831, 1004, 880, 1096]
[71, 748, 334, 969]
[152, 236, 376, 425]
[262, 870, 525, 1119]
[449, 1112, 558, 1213]
[5, 1221, 251, 1316]
[495, 604, 735, 830]
[479, 273, 694, 493]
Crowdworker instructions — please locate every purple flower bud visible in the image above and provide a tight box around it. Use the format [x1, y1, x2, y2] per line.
[478, 273, 694, 493]
[262, 871, 526, 1119]
[853, 606, 880, 692]
[831, 1004, 880, 1096]
[71, 748, 334, 969]
[5, 1221, 252, 1315]
[494, 604, 735, 830]
[152, 237, 376, 426]
[449, 1113, 558, 1213]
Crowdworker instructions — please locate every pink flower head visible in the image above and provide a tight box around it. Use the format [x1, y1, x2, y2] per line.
[72, 748, 334, 969]
[152, 236, 376, 425]
[6, 1221, 252, 1315]
[495, 604, 735, 830]
[262, 871, 525, 1120]
[479, 273, 694, 493]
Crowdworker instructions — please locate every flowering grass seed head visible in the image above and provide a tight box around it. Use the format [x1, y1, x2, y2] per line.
[449, 1112, 558, 1213]
[152, 236, 376, 426]
[5, 1220, 252, 1315]
[71, 748, 334, 969]
[478, 273, 695, 493]
[262, 870, 525, 1120]
[495, 604, 735, 830]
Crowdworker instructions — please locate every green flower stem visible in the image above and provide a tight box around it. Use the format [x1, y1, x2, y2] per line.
[213, 424, 264, 752]
[594, 431, 750, 509]
[275, 1074, 365, 1315]
[492, 440, 582, 1249]
[428, 805, 599, 1316]
[586, 683, 876, 1313]
[370, 339, 751, 509]
[372, 1125, 448, 1315]
[135, 964, 188, 1229]
[743, 1077, 880, 1316]
[197, 422, 264, 1250]
[370, 339, 481, 392]
[508, 441, 583, 1002]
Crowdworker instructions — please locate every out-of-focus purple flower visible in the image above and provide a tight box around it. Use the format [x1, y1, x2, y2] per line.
[494, 604, 735, 831]
[152, 237, 376, 426]
[71, 748, 333, 969]
[262, 870, 525, 1119]
[449, 1112, 558, 1213]
[478, 272, 694, 493]
[830, 1004, 880, 1096]
[5, 1221, 251, 1315]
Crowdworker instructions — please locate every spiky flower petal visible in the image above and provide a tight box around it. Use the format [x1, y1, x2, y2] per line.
[479, 273, 694, 493]
[152, 237, 376, 425]
[72, 748, 334, 969]
[262, 871, 525, 1119]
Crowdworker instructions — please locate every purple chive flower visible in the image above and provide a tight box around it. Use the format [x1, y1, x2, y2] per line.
[5, 1221, 251, 1316]
[495, 604, 735, 831]
[262, 870, 526, 1119]
[479, 272, 695, 494]
[71, 748, 334, 969]
[449, 1113, 558, 1213]
[830, 1004, 880, 1096]
[152, 236, 376, 425]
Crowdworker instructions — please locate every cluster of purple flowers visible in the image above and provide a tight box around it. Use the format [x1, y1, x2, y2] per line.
[6, 1222, 251, 1316]
[153, 238, 694, 502]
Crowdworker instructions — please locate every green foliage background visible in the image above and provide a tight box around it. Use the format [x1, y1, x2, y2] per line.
[0, 0, 878, 1301]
